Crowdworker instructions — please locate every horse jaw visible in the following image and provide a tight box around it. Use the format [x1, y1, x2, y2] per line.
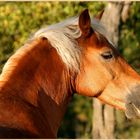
[95, 81, 126, 110]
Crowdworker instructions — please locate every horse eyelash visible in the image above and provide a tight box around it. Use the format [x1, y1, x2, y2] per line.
[101, 51, 113, 60]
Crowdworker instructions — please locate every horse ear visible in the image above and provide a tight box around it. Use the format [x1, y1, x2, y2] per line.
[95, 9, 104, 20]
[79, 9, 91, 36]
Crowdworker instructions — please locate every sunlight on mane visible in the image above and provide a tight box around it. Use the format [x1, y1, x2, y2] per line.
[1, 15, 113, 78]
[33, 16, 111, 71]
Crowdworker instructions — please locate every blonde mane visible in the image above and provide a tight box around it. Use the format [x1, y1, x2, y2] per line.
[1, 15, 111, 78]
[33, 16, 110, 71]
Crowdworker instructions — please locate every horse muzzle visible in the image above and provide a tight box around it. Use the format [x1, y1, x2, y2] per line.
[125, 85, 140, 119]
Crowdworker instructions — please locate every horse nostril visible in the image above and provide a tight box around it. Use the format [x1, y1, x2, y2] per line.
[128, 102, 132, 105]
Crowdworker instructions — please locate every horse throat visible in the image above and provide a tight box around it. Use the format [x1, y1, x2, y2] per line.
[37, 86, 72, 137]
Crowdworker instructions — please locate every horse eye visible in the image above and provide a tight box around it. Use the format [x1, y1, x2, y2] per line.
[101, 51, 113, 60]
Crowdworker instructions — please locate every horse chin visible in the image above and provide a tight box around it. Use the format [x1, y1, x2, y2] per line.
[125, 86, 140, 119]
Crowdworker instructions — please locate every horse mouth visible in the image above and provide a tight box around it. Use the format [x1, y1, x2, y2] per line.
[125, 102, 140, 119]
[125, 86, 140, 119]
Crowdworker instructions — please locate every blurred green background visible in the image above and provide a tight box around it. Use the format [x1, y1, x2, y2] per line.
[0, 2, 140, 138]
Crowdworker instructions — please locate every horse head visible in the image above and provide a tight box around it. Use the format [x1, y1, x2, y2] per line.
[75, 9, 140, 119]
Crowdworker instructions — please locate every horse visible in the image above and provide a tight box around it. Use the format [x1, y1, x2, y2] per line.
[0, 9, 140, 138]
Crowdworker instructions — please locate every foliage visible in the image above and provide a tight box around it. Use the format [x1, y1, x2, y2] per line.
[119, 2, 140, 73]
[0, 1, 140, 139]
[0, 1, 105, 70]
[116, 2, 140, 138]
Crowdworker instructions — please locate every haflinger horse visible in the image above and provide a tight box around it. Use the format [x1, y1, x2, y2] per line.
[0, 9, 140, 138]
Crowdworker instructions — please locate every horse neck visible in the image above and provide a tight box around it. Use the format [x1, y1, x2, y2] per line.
[0, 38, 73, 137]
[36, 39, 73, 135]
